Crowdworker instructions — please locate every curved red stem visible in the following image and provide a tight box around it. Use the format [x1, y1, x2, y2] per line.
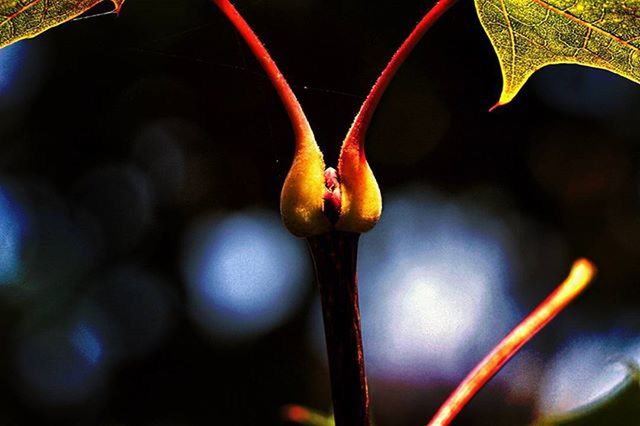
[342, 0, 459, 158]
[427, 259, 596, 426]
[212, 0, 313, 145]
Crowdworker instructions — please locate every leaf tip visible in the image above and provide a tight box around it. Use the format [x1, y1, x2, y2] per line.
[488, 101, 503, 112]
[489, 88, 518, 112]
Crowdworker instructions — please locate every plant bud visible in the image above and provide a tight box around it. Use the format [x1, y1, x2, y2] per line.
[335, 143, 382, 234]
[280, 135, 332, 237]
[280, 134, 382, 237]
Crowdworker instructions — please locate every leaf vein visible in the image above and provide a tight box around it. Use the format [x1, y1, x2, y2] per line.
[532, 0, 640, 52]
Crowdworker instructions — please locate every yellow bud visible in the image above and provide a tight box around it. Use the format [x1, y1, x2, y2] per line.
[280, 131, 381, 237]
[335, 142, 382, 234]
[280, 135, 332, 237]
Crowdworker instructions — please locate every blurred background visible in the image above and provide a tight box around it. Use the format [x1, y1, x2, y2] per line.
[1, 0, 640, 424]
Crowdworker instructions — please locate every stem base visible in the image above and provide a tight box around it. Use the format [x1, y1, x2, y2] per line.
[307, 231, 370, 426]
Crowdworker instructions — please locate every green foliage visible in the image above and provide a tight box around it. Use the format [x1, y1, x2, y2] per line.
[0, 0, 124, 49]
[475, 0, 640, 106]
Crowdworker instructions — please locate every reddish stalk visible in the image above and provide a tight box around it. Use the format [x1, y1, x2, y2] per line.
[212, 0, 313, 144]
[342, 0, 459, 156]
[307, 232, 369, 426]
[213, 2, 466, 425]
[427, 259, 597, 426]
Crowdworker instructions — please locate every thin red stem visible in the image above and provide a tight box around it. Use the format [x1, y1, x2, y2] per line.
[427, 259, 596, 426]
[342, 0, 458, 157]
[212, 0, 313, 145]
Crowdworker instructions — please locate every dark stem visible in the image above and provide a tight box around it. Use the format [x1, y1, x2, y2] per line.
[307, 231, 369, 426]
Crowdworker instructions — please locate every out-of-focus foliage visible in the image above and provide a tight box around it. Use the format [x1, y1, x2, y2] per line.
[0, 0, 124, 49]
[283, 405, 335, 426]
[535, 366, 640, 425]
[290, 363, 640, 426]
[475, 0, 640, 106]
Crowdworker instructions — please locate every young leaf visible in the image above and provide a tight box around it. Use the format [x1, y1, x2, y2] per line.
[0, 0, 125, 50]
[475, 0, 640, 107]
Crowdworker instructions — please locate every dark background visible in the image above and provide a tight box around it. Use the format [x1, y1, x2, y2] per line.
[1, 0, 640, 425]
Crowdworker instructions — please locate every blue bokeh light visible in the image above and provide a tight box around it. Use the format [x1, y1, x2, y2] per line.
[132, 119, 188, 204]
[82, 265, 173, 361]
[71, 323, 104, 366]
[537, 331, 640, 416]
[535, 66, 636, 118]
[355, 187, 521, 384]
[0, 39, 44, 115]
[0, 185, 28, 285]
[184, 210, 309, 340]
[16, 318, 108, 406]
[73, 164, 154, 253]
[0, 43, 25, 94]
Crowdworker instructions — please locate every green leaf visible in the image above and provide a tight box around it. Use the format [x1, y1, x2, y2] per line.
[0, 0, 125, 50]
[534, 365, 640, 425]
[474, 0, 640, 107]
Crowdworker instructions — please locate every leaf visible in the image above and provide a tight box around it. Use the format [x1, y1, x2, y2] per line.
[0, 0, 125, 50]
[474, 0, 640, 107]
[534, 364, 640, 425]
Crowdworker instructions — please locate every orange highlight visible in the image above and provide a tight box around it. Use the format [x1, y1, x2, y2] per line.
[282, 405, 312, 423]
[427, 259, 596, 426]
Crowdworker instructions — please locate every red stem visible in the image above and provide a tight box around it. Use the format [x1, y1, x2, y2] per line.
[342, 0, 459, 157]
[427, 259, 596, 426]
[212, 0, 313, 145]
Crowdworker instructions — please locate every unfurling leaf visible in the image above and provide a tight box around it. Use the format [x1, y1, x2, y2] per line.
[475, 0, 640, 107]
[0, 0, 125, 50]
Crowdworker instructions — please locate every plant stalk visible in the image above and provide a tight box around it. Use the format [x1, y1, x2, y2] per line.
[341, 0, 459, 153]
[307, 231, 370, 426]
[427, 259, 595, 426]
